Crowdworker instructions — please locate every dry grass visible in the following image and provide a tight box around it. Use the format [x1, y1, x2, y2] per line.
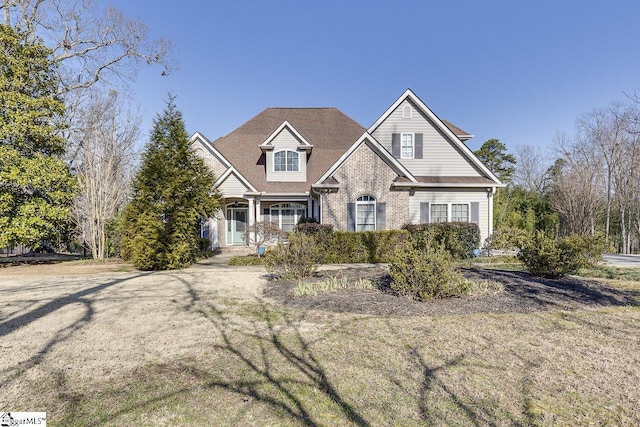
[1, 261, 639, 426]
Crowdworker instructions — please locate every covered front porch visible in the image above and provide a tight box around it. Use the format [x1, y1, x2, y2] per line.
[205, 193, 321, 248]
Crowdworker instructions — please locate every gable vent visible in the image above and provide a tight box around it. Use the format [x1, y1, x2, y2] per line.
[402, 105, 412, 119]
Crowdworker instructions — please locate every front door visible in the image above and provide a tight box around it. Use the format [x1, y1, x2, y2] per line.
[227, 208, 248, 245]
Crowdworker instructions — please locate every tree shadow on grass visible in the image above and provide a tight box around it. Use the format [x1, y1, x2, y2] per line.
[0, 272, 151, 391]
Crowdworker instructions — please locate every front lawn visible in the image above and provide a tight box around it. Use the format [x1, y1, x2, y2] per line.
[1, 261, 639, 426]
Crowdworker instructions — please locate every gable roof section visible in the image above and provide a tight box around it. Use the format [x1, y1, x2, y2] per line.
[259, 120, 313, 151]
[442, 120, 474, 141]
[315, 132, 417, 186]
[368, 89, 502, 185]
[189, 131, 232, 168]
[214, 166, 258, 193]
[212, 108, 366, 193]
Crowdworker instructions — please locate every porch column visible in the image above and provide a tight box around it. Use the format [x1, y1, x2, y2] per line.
[307, 196, 313, 218]
[247, 197, 255, 226]
[256, 198, 262, 223]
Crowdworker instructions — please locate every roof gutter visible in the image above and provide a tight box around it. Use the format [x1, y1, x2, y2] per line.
[392, 182, 506, 189]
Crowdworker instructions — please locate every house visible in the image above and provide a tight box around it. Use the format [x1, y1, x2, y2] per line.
[191, 89, 504, 249]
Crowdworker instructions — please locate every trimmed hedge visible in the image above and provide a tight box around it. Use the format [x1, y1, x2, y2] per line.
[403, 222, 480, 259]
[304, 230, 410, 264]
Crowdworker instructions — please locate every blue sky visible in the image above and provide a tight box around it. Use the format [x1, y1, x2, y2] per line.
[114, 0, 640, 152]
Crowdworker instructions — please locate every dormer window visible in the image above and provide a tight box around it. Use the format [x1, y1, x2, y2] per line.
[274, 150, 299, 172]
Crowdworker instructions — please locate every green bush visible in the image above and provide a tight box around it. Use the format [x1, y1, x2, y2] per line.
[322, 231, 368, 263]
[362, 230, 411, 263]
[316, 230, 410, 263]
[403, 222, 480, 259]
[228, 255, 265, 266]
[264, 232, 321, 279]
[517, 232, 606, 279]
[296, 222, 333, 235]
[484, 226, 529, 251]
[389, 242, 470, 300]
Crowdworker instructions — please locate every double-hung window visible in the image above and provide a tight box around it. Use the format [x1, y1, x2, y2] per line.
[401, 133, 414, 159]
[274, 150, 299, 172]
[356, 196, 376, 232]
[429, 203, 470, 223]
[430, 204, 448, 223]
[451, 204, 469, 222]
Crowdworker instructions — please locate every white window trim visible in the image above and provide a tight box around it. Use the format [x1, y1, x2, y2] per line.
[400, 132, 414, 159]
[273, 150, 300, 172]
[429, 202, 471, 223]
[356, 195, 376, 232]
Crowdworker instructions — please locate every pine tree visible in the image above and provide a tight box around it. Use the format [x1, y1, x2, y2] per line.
[121, 97, 221, 270]
[474, 139, 516, 184]
[0, 24, 75, 249]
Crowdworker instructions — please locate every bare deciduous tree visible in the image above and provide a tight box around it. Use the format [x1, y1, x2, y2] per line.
[514, 144, 551, 194]
[72, 90, 140, 258]
[551, 131, 605, 236]
[1, 0, 175, 96]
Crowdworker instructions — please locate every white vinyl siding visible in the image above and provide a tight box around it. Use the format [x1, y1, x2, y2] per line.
[265, 128, 307, 182]
[409, 189, 490, 243]
[372, 99, 483, 177]
[218, 173, 248, 197]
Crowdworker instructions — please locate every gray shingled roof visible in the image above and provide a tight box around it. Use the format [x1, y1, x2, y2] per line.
[212, 108, 366, 193]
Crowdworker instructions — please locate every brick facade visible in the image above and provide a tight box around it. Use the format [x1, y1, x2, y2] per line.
[322, 142, 410, 230]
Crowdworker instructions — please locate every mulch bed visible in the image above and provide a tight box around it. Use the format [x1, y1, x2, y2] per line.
[263, 266, 640, 316]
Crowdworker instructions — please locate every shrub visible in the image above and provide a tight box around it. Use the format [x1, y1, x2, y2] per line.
[228, 255, 265, 266]
[403, 222, 480, 259]
[296, 222, 333, 235]
[389, 242, 469, 300]
[242, 221, 286, 255]
[484, 226, 529, 251]
[517, 232, 606, 279]
[264, 232, 321, 279]
[318, 230, 409, 263]
[362, 230, 411, 263]
[324, 231, 368, 263]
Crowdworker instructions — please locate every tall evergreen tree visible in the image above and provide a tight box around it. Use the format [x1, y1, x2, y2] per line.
[121, 97, 221, 270]
[0, 24, 75, 249]
[474, 138, 516, 184]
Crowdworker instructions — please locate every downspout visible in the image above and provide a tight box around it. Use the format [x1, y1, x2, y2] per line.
[311, 188, 323, 223]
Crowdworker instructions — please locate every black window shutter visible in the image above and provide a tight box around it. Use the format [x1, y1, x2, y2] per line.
[347, 203, 355, 231]
[391, 133, 400, 158]
[415, 133, 423, 159]
[420, 202, 430, 223]
[471, 202, 480, 224]
[376, 202, 386, 231]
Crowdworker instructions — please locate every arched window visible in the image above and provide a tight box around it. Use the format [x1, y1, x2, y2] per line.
[356, 195, 376, 232]
[274, 150, 299, 172]
[270, 203, 306, 232]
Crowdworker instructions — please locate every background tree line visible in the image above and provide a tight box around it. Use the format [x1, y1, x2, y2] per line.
[475, 99, 640, 254]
